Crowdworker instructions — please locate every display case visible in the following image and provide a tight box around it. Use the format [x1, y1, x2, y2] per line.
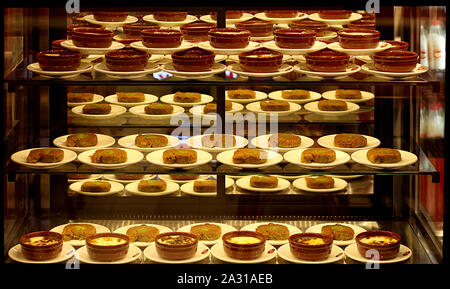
[2, 2, 447, 270]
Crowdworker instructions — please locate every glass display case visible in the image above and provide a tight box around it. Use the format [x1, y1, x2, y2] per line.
[2, 2, 447, 271]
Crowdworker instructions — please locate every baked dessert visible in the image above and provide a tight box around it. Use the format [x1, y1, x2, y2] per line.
[93, 12, 128, 22]
[210, 11, 243, 20]
[141, 29, 183, 48]
[348, 19, 376, 30]
[126, 225, 160, 243]
[235, 19, 273, 37]
[116, 92, 146, 103]
[67, 93, 94, 103]
[335, 89, 362, 99]
[144, 103, 174, 115]
[334, 133, 367, 148]
[105, 49, 149, 72]
[62, 224, 97, 241]
[123, 21, 159, 37]
[27, 148, 64, 163]
[81, 181, 112, 192]
[255, 223, 290, 240]
[373, 50, 418, 72]
[201, 134, 236, 148]
[289, 19, 329, 37]
[138, 179, 167, 192]
[155, 232, 198, 260]
[222, 231, 265, 260]
[317, 99, 348, 111]
[37, 49, 81, 71]
[355, 230, 401, 260]
[301, 148, 336, 163]
[264, 10, 298, 18]
[281, 89, 310, 100]
[318, 10, 352, 19]
[249, 175, 278, 188]
[193, 180, 217, 192]
[268, 133, 301, 148]
[208, 28, 251, 49]
[321, 224, 354, 241]
[190, 223, 221, 241]
[115, 174, 144, 180]
[135, 134, 169, 148]
[82, 103, 112, 115]
[66, 133, 98, 147]
[305, 175, 335, 189]
[338, 29, 380, 49]
[163, 149, 197, 164]
[67, 174, 91, 179]
[171, 47, 215, 72]
[71, 27, 114, 48]
[227, 89, 256, 99]
[173, 92, 202, 103]
[86, 233, 130, 262]
[67, 23, 104, 39]
[152, 12, 187, 21]
[180, 22, 216, 42]
[232, 148, 268, 164]
[274, 28, 316, 49]
[305, 49, 350, 72]
[90, 148, 127, 164]
[170, 174, 199, 181]
[260, 100, 290, 111]
[203, 101, 233, 113]
[238, 48, 283, 73]
[19, 231, 63, 261]
[288, 233, 333, 260]
[383, 40, 409, 51]
[367, 148, 402, 164]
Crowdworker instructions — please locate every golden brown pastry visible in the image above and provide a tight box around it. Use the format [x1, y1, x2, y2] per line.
[301, 148, 336, 163]
[162, 149, 197, 164]
[367, 148, 401, 164]
[90, 148, 127, 164]
[268, 133, 301, 148]
[281, 89, 310, 99]
[317, 99, 347, 111]
[66, 133, 98, 147]
[305, 175, 335, 189]
[232, 148, 268, 164]
[27, 148, 64, 163]
[333, 133, 367, 148]
[249, 175, 278, 188]
[117, 92, 146, 102]
[335, 89, 362, 99]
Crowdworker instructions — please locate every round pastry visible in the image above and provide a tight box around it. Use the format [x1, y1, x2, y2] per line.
[259, 100, 290, 111]
[126, 225, 160, 243]
[82, 103, 112, 115]
[135, 134, 169, 148]
[301, 148, 336, 163]
[62, 224, 97, 241]
[66, 133, 98, 147]
[366, 148, 401, 164]
[137, 179, 167, 192]
[249, 175, 278, 188]
[268, 133, 301, 148]
[115, 174, 144, 180]
[144, 103, 174, 115]
[90, 148, 127, 164]
[190, 223, 221, 241]
[80, 181, 112, 192]
[193, 180, 217, 192]
[27, 148, 64, 163]
[321, 224, 354, 241]
[255, 223, 290, 241]
[333, 133, 367, 148]
[304, 175, 335, 189]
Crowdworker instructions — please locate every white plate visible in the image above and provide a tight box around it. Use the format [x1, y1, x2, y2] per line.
[268, 90, 321, 104]
[254, 12, 308, 24]
[277, 243, 344, 264]
[235, 175, 290, 193]
[180, 177, 234, 197]
[83, 14, 138, 28]
[68, 174, 102, 183]
[327, 174, 363, 180]
[60, 40, 125, 55]
[317, 134, 380, 154]
[294, 63, 361, 78]
[245, 101, 301, 116]
[75, 244, 142, 264]
[351, 149, 418, 169]
[68, 94, 104, 107]
[69, 180, 124, 196]
[284, 148, 351, 170]
[344, 243, 412, 264]
[130, 40, 195, 55]
[50, 223, 111, 247]
[197, 41, 261, 55]
[308, 13, 362, 25]
[104, 93, 159, 108]
[125, 180, 179, 196]
[321, 90, 375, 103]
[26, 62, 93, 77]
[157, 174, 212, 184]
[177, 222, 237, 246]
[142, 14, 198, 27]
[144, 242, 210, 264]
[303, 101, 360, 116]
[305, 223, 367, 246]
[146, 149, 212, 170]
[225, 90, 268, 104]
[77, 148, 144, 169]
[160, 93, 214, 107]
[240, 222, 302, 246]
[292, 176, 348, 193]
[356, 55, 373, 64]
[161, 63, 227, 78]
[185, 134, 248, 153]
[93, 62, 160, 78]
[250, 134, 314, 153]
[199, 13, 254, 25]
[210, 242, 276, 264]
[361, 63, 428, 79]
[11, 148, 77, 169]
[216, 149, 283, 170]
[71, 104, 127, 120]
[103, 174, 155, 184]
[251, 35, 275, 41]
[189, 102, 244, 119]
[128, 104, 185, 120]
[262, 40, 328, 55]
[114, 224, 172, 247]
[227, 63, 294, 78]
[327, 41, 392, 56]
[117, 134, 180, 153]
[53, 134, 116, 153]
[8, 242, 75, 264]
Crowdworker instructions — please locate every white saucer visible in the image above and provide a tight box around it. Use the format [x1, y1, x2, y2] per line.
[225, 90, 268, 104]
[321, 90, 375, 103]
[104, 93, 159, 108]
[216, 149, 283, 170]
[210, 242, 277, 264]
[177, 222, 237, 246]
[60, 40, 125, 55]
[305, 223, 367, 246]
[50, 223, 111, 247]
[26, 62, 93, 78]
[283, 148, 351, 170]
[83, 15, 138, 29]
[11, 148, 77, 169]
[145, 149, 213, 170]
[93, 62, 160, 79]
[160, 93, 214, 107]
[71, 104, 127, 119]
[8, 242, 75, 264]
[157, 174, 212, 184]
[254, 12, 308, 24]
[200, 13, 254, 25]
[262, 40, 327, 55]
[53, 134, 116, 153]
[75, 244, 142, 264]
[161, 63, 227, 78]
[361, 63, 428, 79]
[130, 40, 195, 55]
[103, 174, 155, 184]
[227, 63, 294, 78]
[113, 224, 172, 247]
[317, 31, 338, 40]
[308, 13, 362, 25]
[125, 180, 179, 196]
[144, 242, 210, 264]
[277, 243, 344, 264]
[128, 104, 185, 120]
[245, 101, 301, 116]
[303, 101, 360, 116]
[317, 134, 380, 154]
[185, 134, 248, 153]
[292, 176, 348, 193]
[250, 134, 315, 153]
[351, 149, 418, 169]
[117, 134, 180, 153]
[235, 175, 291, 193]
[68, 94, 104, 107]
[142, 14, 198, 27]
[69, 180, 124, 196]
[77, 148, 144, 170]
[294, 63, 361, 78]
[240, 222, 302, 246]
[327, 41, 392, 56]
[268, 90, 321, 104]
[344, 243, 412, 264]
[189, 102, 244, 120]
[180, 177, 234, 197]
[197, 41, 261, 55]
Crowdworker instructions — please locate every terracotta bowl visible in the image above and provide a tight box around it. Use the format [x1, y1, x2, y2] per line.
[86, 233, 130, 262]
[210, 11, 243, 20]
[274, 28, 316, 49]
[383, 40, 409, 51]
[238, 48, 283, 73]
[37, 49, 81, 71]
[153, 12, 187, 22]
[71, 27, 114, 48]
[105, 49, 149, 72]
[222, 231, 266, 260]
[264, 10, 298, 18]
[93, 12, 128, 22]
[289, 19, 329, 37]
[141, 29, 183, 48]
[20, 231, 63, 261]
[355, 230, 401, 260]
[318, 10, 352, 19]
[372, 50, 418, 72]
[155, 232, 199, 260]
[208, 28, 251, 49]
[236, 19, 274, 37]
[338, 29, 380, 49]
[123, 22, 160, 37]
[288, 233, 333, 261]
[305, 49, 350, 72]
[67, 23, 103, 39]
[180, 22, 216, 42]
[171, 47, 215, 72]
